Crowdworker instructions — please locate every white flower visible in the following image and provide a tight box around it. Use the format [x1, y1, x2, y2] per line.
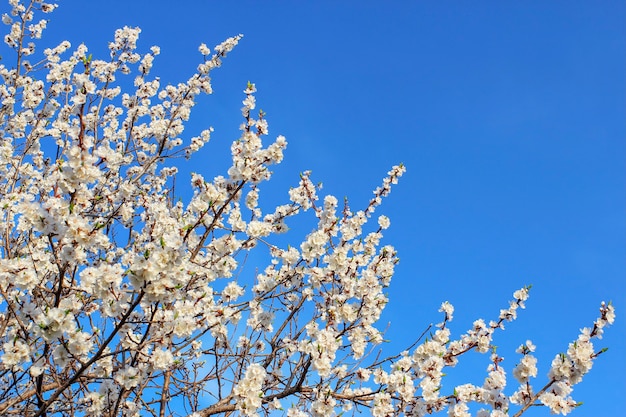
[271, 398, 282, 410]
[377, 215, 390, 229]
[448, 402, 471, 417]
[115, 366, 141, 389]
[36, 307, 75, 341]
[222, 281, 244, 302]
[287, 408, 308, 417]
[198, 43, 210, 55]
[247, 220, 271, 238]
[30, 357, 45, 377]
[439, 301, 454, 320]
[372, 392, 393, 417]
[1, 340, 30, 367]
[67, 331, 93, 358]
[151, 348, 174, 370]
[233, 363, 266, 416]
[311, 390, 337, 417]
[513, 353, 538, 383]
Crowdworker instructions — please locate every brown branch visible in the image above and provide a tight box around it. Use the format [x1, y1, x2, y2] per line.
[190, 180, 246, 262]
[0, 382, 58, 415]
[512, 379, 555, 417]
[159, 370, 171, 417]
[33, 290, 146, 417]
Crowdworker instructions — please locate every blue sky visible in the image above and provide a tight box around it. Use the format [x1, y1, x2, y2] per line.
[21, 1, 625, 415]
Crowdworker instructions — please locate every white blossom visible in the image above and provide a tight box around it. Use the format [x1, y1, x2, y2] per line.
[233, 363, 267, 416]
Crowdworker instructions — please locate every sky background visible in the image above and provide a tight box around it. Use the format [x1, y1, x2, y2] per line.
[15, 1, 625, 416]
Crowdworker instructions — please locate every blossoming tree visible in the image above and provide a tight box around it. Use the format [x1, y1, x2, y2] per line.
[0, 1, 615, 416]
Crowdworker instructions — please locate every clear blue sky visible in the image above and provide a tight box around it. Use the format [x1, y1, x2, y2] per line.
[19, 1, 625, 415]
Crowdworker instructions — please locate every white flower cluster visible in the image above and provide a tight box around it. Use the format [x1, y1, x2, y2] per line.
[537, 301, 616, 414]
[233, 363, 267, 416]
